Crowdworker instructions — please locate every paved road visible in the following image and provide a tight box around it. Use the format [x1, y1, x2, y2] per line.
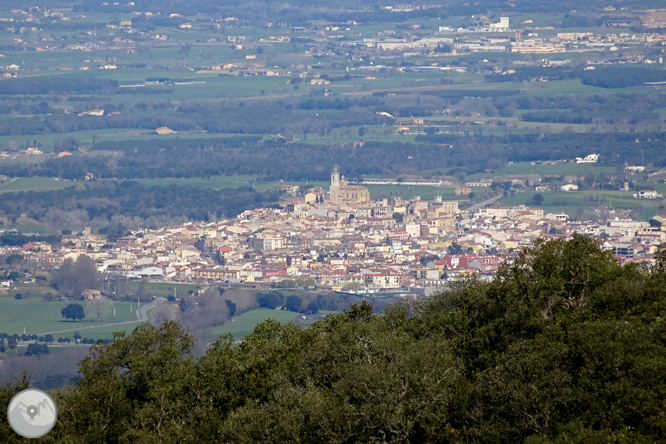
[40, 297, 167, 336]
[467, 194, 504, 212]
[39, 320, 142, 336]
[137, 297, 166, 321]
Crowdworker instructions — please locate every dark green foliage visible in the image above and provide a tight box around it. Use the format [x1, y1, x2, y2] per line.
[179, 298, 195, 313]
[98, 223, 129, 243]
[448, 241, 463, 255]
[61, 303, 85, 322]
[532, 193, 544, 206]
[25, 343, 49, 356]
[225, 299, 237, 317]
[284, 295, 302, 312]
[7, 236, 666, 442]
[0, 233, 61, 247]
[412, 235, 666, 442]
[305, 300, 320, 314]
[92, 136, 260, 152]
[0, 78, 119, 96]
[5, 253, 24, 265]
[256, 291, 285, 309]
[420, 254, 440, 265]
[416, 130, 666, 169]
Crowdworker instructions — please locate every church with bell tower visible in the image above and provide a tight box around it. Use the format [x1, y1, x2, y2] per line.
[329, 167, 370, 206]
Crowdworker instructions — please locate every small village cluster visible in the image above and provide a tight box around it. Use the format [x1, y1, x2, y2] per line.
[3, 169, 664, 296]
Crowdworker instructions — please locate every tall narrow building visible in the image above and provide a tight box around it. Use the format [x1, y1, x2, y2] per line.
[331, 167, 341, 193]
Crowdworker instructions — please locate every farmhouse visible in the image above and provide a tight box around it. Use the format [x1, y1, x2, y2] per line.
[156, 126, 178, 135]
[455, 186, 472, 196]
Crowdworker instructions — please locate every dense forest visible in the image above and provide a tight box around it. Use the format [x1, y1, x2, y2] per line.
[4, 130, 665, 183]
[2, 235, 665, 443]
[71, 0, 666, 19]
[0, 183, 280, 231]
[0, 98, 391, 137]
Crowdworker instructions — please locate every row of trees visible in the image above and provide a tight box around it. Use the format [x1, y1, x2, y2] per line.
[486, 65, 666, 89]
[0, 97, 391, 137]
[4, 125, 664, 185]
[3, 235, 665, 442]
[0, 182, 280, 231]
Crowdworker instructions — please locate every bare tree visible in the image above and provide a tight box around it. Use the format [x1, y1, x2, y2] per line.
[87, 296, 113, 322]
[150, 303, 177, 326]
[51, 255, 101, 298]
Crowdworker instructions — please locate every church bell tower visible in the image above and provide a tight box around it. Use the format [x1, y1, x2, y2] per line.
[331, 167, 340, 190]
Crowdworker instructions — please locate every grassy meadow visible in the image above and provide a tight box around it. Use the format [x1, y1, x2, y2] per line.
[205, 308, 300, 340]
[0, 291, 140, 340]
[498, 189, 662, 219]
[0, 177, 78, 194]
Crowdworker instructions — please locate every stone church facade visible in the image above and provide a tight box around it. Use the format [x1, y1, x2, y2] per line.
[329, 167, 370, 206]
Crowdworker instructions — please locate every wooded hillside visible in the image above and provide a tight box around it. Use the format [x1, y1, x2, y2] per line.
[2, 235, 665, 443]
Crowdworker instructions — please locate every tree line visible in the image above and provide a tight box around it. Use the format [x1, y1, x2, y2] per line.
[4, 129, 665, 184]
[0, 182, 280, 231]
[486, 65, 666, 89]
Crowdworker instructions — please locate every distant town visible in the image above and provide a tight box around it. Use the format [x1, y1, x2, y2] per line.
[4, 167, 663, 298]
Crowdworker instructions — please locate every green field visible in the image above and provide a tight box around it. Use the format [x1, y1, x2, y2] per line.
[0, 293, 142, 340]
[499, 190, 661, 219]
[0, 129, 261, 154]
[131, 175, 260, 189]
[295, 310, 338, 327]
[205, 308, 300, 340]
[0, 177, 78, 194]
[138, 281, 201, 291]
[464, 161, 619, 183]
[115, 176, 329, 193]
[11, 225, 47, 234]
[122, 281, 202, 299]
[499, 162, 616, 177]
[366, 184, 490, 201]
